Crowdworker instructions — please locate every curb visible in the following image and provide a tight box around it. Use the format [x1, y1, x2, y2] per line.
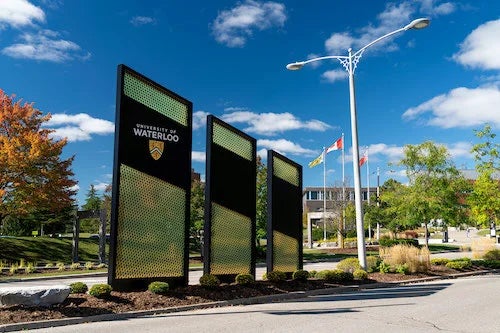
[1, 269, 498, 332]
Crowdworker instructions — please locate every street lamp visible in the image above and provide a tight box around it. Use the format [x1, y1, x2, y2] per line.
[286, 18, 430, 269]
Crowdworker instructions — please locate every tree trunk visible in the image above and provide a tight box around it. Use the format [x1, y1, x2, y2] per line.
[424, 221, 429, 248]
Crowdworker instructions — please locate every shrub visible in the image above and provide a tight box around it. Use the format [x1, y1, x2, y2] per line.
[292, 270, 309, 281]
[366, 256, 380, 273]
[335, 270, 354, 282]
[316, 269, 352, 282]
[483, 249, 500, 261]
[70, 262, 80, 270]
[315, 270, 334, 281]
[199, 274, 220, 288]
[84, 262, 94, 270]
[479, 260, 500, 269]
[45, 263, 54, 268]
[451, 257, 472, 264]
[395, 263, 410, 275]
[70, 282, 88, 294]
[431, 258, 450, 266]
[148, 281, 170, 294]
[265, 271, 286, 283]
[24, 262, 36, 274]
[379, 238, 419, 247]
[446, 260, 472, 270]
[308, 270, 317, 278]
[379, 244, 430, 273]
[337, 258, 361, 273]
[353, 269, 368, 280]
[56, 262, 65, 271]
[9, 264, 19, 274]
[88, 284, 112, 298]
[235, 273, 254, 285]
[471, 238, 496, 259]
[378, 262, 391, 274]
[96, 263, 107, 269]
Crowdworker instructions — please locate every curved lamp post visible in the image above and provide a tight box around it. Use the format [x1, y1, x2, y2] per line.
[287, 18, 430, 269]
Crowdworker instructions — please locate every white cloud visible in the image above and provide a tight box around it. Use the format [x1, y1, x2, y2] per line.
[0, 0, 45, 28]
[130, 16, 156, 26]
[94, 182, 109, 192]
[193, 111, 209, 130]
[192, 151, 206, 162]
[221, 111, 330, 136]
[2, 30, 89, 62]
[403, 85, 500, 128]
[321, 69, 347, 83]
[324, 1, 453, 56]
[453, 19, 500, 70]
[212, 0, 286, 47]
[445, 141, 473, 159]
[47, 113, 115, 142]
[257, 139, 317, 156]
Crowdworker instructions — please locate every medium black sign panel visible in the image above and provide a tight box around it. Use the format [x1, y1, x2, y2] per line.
[267, 150, 303, 274]
[109, 65, 192, 291]
[204, 115, 256, 281]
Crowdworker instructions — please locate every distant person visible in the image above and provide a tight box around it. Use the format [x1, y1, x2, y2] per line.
[466, 228, 470, 238]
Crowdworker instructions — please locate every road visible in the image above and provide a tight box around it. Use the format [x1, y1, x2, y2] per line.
[0, 251, 474, 289]
[27, 275, 500, 333]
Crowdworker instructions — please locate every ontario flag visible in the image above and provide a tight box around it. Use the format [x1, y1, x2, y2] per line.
[326, 136, 343, 154]
[359, 152, 368, 167]
[308, 152, 324, 168]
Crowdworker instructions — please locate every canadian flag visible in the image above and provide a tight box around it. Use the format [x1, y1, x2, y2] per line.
[359, 153, 368, 167]
[326, 137, 343, 154]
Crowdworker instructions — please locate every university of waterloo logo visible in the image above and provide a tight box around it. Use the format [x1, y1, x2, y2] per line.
[149, 140, 164, 160]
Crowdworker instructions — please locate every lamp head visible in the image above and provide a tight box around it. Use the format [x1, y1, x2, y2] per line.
[286, 62, 305, 70]
[405, 18, 430, 30]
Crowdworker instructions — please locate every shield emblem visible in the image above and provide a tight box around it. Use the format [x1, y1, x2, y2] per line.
[149, 140, 164, 160]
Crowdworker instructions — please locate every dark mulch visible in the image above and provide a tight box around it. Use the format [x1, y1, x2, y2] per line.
[0, 265, 475, 326]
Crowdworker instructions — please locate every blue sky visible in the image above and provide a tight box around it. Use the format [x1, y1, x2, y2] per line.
[1, 0, 499, 206]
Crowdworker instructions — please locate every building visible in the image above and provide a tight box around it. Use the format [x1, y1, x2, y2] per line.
[303, 186, 378, 213]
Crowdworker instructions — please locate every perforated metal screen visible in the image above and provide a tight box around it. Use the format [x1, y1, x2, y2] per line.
[204, 116, 256, 280]
[267, 150, 303, 274]
[109, 65, 192, 291]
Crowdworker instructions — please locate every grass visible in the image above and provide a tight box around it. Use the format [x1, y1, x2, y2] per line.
[0, 236, 106, 265]
[0, 267, 108, 281]
[427, 244, 462, 252]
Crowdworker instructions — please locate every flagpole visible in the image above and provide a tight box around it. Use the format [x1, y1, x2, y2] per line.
[341, 133, 345, 248]
[366, 148, 371, 242]
[323, 147, 327, 241]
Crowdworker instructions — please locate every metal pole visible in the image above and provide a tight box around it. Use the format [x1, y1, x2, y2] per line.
[347, 48, 367, 270]
[340, 133, 345, 248]
[376, 166, 380, 240]
[323, 148, 327, 241]
[367, 149, 371, 242]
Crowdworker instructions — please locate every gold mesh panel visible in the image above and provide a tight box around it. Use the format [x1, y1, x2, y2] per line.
[273, 156, 300, 187]
[123, 72, 188, 126]
[115, 164, 185, 279]
[274, 231, 299, 273]
[210, 203, 251, 275]
[213, 122, 252, 161]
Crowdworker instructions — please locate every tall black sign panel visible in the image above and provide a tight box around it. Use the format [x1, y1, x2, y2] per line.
[109, 65, 192, 291]
[267, 150, 303, 274]
[204, 116, 256, 281]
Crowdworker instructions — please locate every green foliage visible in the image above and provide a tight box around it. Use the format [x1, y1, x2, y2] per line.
[395, 263, 410, 275]
[308, 270, 317, 278]
[24, 262, 36, 274]
[256, 156, 267, 242]
[45, 262, 54, 268]
[84, 262, 93, 270]
[70, 262, 80, 270]
[379, 238, 419, 248]
[69, 282, 88, 294]
[56, 262, 65, 271]
[468, 169, 500, 228]
[189, 179, 204, 252]
[82, 185, 102, 211]
[96, 263, 107, 269]
[430, 258, 450, 266]
[336, 258, 361, 273]
[477, 260, 500, 269]
[315, 269, 353, 282]
[471, 124, 500, 172]
[353, 269, 368, 280]
[483, 249, 500, 260]
[265, 270, 286, 283]
[445, 260, 472, 270]
[9, 264, 18, 274]
[148, 281, 170, 294]
[292, 269, 309, 281]
[378, 262, 391, 273]
[199, 274, 220, 288]
[88, 283, 112, 298]
[235, 273, 254, 285]
[366, 256, 380, 273]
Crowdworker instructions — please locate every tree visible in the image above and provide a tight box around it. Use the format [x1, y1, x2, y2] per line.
[80, 184, 103, 234]
[378, 178, 409, 237]
[256, 156, 267, 244]
[0, 90, 77, 228]
[469, 125, 500, 229]
[190, 179, 204, 252]
[398, 141, 465, 246]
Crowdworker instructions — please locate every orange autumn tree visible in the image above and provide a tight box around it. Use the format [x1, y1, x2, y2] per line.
[0, 90, 77, 225]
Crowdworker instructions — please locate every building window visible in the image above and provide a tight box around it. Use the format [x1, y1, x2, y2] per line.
[309, 191, 319, 200]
